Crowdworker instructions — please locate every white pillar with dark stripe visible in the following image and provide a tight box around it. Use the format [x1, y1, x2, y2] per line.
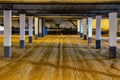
[96, 16, 102, 49]
[83, 18, 87, 40]
[34, 17, 38, 39]
[80, 19, 84, 38]
[20, 14, 25, 48]
[88, 17, 92, 43]
[28, 16, 33, 43]
[38, 18, 42, 37]
[4, 10, 12, 57]
[109, 12, 117, 58]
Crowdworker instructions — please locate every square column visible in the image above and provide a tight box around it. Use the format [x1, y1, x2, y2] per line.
[96, 16, 102, 49]
[28, 16, 33, 43]
[77, 19, 80, 34]
[88, 17, 92, 43]
[80, 19, 84, 38]
[4, 10, 12, 57]
[42, 19, 46, 37]
[83, 18, 87, 40]
[109, 12, 117, 58]
[20, 14, 25, 48]
[38, 18, 42, 37]
[34, 17, 38, 39]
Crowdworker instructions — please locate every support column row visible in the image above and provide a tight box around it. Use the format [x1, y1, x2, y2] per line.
[109, 12, 117, 58]
[96, 16, 101, 49]
[77, 19, 80, 34]
[3, 11, 46, 57]
[34, 18, 45, 38]
[80, 19, 84, 38]
[88, 17, 92, 43]
[20, 14, 25, 48]
[77, 13, 117, 59]
[77, 19, 84, 38]
[83, 18, 87, 40]
[38, 18, 42, 37]
[34, 17, 38, 39]
[29, 16, 33, 43]
[4, 10, 12, 57]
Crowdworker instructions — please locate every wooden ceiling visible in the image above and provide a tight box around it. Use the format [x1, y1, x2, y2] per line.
[0, 0, 120, 19]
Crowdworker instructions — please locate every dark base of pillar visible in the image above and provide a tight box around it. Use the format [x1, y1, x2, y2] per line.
[29, 36, 32, 43]
[96, 40, 101, 49]
[20, 40, 25, 48]
[35, 35, 38, 39]
[80, 33, 83, 38]
[109, 46, 116, 59]
[83, 35, 87, 40]
[88, 37, 92, 43]
[4, 46, 12, 58]
[38, 33, 42, 37]
[42, 34, 45, 37]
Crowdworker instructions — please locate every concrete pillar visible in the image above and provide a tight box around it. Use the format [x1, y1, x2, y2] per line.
[80, 19, 84, 38]
[20, 14, 25, 48]
[28, 16, 33, 43]
[38, 18, 42, 37]
[83, 18, 87, 40]
[109, 12, 117, 58]
[34, 17, 38, 39]
[42, 19, 45, 37]
[96, 16, 102, 49]
[88, 17, 92, 43]
[4, 10, 12, 57]
[77, 19, 80, 34]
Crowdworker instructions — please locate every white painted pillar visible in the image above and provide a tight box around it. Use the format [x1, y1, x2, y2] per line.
[28, 16, 33, 43]
[77, 19, 80, 34]
[80, 19, 84, 38]
[88, 17, 92, 43]
[20, 14, 25, 48]
[4, 10, 12, 57]
[38, 18, 42, 37]
[109, 12, 117, 58]
[34, 17, 38, 39]
[96, 16, 102, 49]
[83, 18, 87, 40]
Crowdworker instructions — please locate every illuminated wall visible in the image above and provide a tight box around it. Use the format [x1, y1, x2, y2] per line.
[46, 21, 56, 28]
[93, 18, 120, 32]
[59, 21, 76, 28]
[92, 19, 109, 31]
[46, 19, 110, 30]
[46, 20, 76, 28]
[0, 17, 119, 32]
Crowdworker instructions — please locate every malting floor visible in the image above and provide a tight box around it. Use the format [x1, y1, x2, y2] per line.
[0, 35, 120, 80]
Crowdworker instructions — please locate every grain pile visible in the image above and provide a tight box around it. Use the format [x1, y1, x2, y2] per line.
[0, 35, 120, 80]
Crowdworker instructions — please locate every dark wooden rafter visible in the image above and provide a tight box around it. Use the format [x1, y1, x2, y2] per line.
[69, 20, 77, 27]
[1, 4, 13, 10]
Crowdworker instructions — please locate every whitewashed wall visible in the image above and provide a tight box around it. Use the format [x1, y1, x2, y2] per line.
[46, 20, 77, 28]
